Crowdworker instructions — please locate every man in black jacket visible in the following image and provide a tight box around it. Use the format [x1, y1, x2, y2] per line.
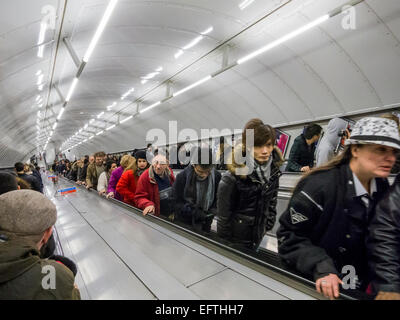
[368, 175, 400, 300]
[173, 147, 221, 232]
[286, 124, 322, 172]
[14, 162, 42, 193]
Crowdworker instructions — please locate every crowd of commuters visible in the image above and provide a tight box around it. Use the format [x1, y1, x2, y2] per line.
[3, 113, 400, 300]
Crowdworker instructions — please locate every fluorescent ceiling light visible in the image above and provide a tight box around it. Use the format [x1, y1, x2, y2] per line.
[36, 95, 41, 101]
[38, 84, 44, 91]
[183, 36, 203, 50]
[107, 102, 116, 111]
[140, 101, 161, 114]
[141, 79, 148, 85]
[84, 123, 88, 129]
[96, 130, 104, 136]
[79, 128, 83, 133]
[83, 139, 88, 142]
[106, 124, 116, 131]
[239, 0, 255, 10]
[120, 115, 133, 123]
[174, 50, 184, 59]
[37, 45, 45, 58]
[155, 66, 163, 72]
[142, 72, 159, 80]
[97, 111, 105, 119]
[37, 22, 47, 45]
[37, 74, 44, 85]
[121, 88, 134, 100]
[36, 70, 42, 76]
[201, 26, 213, 35]
[83, 0, 119, 62]
[57, 107, 65, 120]
[66, 77, 79, 102]
[237, 14, 329, 64]
[89, 136, 94, 140]
[52, 122, 57, 130]
[173, 75, 212, 97]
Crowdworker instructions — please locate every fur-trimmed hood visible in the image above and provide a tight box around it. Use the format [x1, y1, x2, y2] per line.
[225, 143, 284, 179]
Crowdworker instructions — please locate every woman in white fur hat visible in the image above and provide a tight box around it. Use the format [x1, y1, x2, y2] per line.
[277, 117, 399, 300]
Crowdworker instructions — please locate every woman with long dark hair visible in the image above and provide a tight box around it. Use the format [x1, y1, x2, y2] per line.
[277, 117, 399, 299]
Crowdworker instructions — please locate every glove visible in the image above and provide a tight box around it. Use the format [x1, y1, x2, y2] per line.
[265, 213, 276, 231]
[49, 255, 78, 277]
[195, 208, 208, 222]
[181, 203, 193, 218]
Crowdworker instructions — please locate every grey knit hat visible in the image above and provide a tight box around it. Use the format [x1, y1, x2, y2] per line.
[345, 117, 400, 150]
[0, 190, 57, 236]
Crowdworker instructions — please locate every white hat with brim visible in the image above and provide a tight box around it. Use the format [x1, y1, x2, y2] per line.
[345, 117, 400, 150]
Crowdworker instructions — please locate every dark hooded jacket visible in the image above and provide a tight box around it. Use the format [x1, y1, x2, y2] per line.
[0, 239, 80, 300]
[217, 145, 283, 248]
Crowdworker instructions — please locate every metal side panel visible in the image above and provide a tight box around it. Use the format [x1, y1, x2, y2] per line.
[188, 269, 288, 300]
[104, 215, 227, 288]
[47, 187, 156, 300]
[54, 225, 91, 300]
[86, 218, 201, 300]
[111, 205, 315, 300]
[59, 224, 156, 300]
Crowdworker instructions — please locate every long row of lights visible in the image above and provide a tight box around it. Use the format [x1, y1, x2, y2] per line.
[62, 0, 362, 154]
[50, 0, 120, 153]
[61, 24, 214, 151]
[174, 26, 213, 59]
[62, 23, 214, 151]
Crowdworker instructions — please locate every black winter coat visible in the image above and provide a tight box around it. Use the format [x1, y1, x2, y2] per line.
[79, 163, 89, 181]
[172, 165, 221, 231]
[217, 147, 282, 249]
[286, 134, 316, 172]
[32, 169, 44, 193]
[368, 175, 400, 293]
[17, 173, 41, 193]
[277, 164, 390, 287]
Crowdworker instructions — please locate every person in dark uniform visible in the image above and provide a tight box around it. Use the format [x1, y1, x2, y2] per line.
[277, 117, 399, 300]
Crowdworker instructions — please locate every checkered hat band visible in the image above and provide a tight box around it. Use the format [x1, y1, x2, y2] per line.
[350, 135, 400, 147]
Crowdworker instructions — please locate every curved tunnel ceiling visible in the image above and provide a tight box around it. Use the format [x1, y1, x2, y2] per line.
[1, 0, 399, 165]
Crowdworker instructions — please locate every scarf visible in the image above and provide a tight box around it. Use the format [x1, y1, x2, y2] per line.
[252, 155, 272, 184]
[195, 169, 215, 212]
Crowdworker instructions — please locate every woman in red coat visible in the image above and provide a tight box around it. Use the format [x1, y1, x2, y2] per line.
[134, 154, 175, 217]
[116, 157, 139, 206]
